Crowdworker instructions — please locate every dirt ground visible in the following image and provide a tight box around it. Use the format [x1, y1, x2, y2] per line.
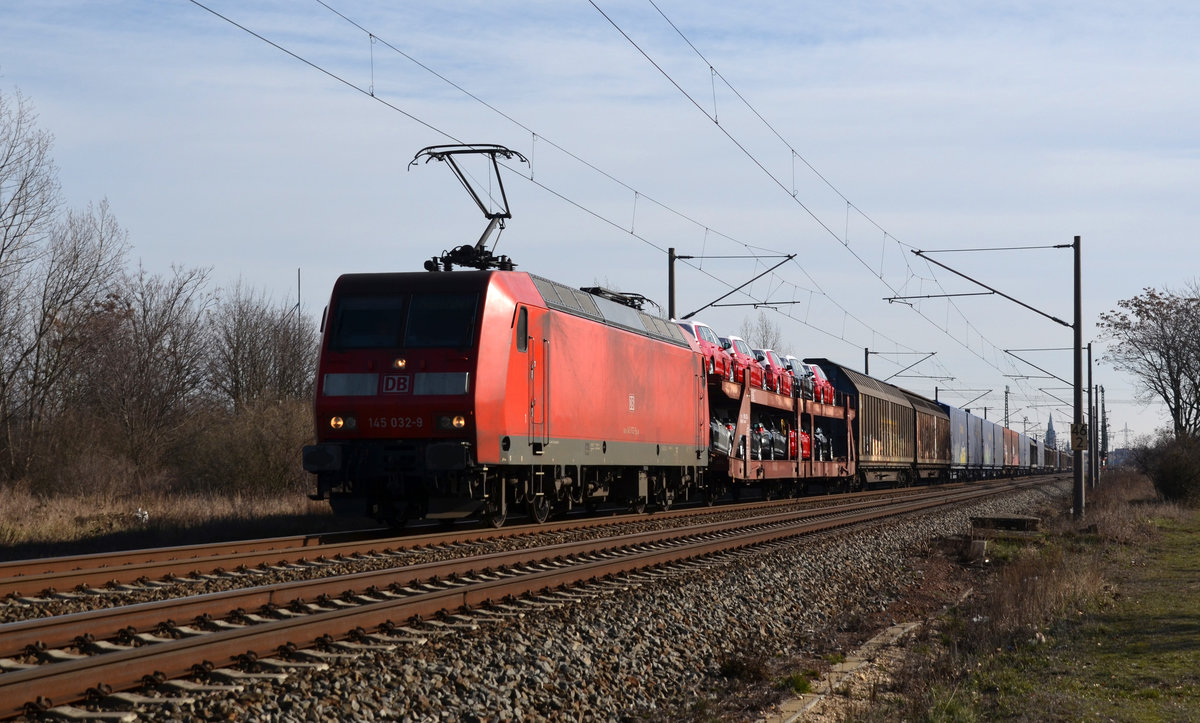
[758, 536, 984, 723]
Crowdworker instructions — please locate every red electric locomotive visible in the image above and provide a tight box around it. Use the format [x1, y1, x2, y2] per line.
[302, 269, 709, 525]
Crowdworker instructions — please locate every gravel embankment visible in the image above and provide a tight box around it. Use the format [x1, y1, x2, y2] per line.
[122, 484, 1063, 722]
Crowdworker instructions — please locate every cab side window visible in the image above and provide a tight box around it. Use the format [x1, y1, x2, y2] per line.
[516, 307, 528, 352]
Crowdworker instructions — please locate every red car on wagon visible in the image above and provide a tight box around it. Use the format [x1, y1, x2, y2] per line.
[718, 335, 765, 389]
[675, 319, 734, 381]
[753, 348, 794, 396]
[803, 360, 836, 404]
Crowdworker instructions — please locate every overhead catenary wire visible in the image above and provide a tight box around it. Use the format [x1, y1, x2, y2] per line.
[193, 0, 929, 362]
[592, 0, 1065, 422]
[187, 0, 1058, 422]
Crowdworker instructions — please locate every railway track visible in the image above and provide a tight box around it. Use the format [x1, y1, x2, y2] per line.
[0, 484, 963, 600]
[0, 477, 1058, 719]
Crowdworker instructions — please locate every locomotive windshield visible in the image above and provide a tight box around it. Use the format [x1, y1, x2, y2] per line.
[329, 292, 479, 350]
[330, 296, 405, 348]
[404, 293, 478, 347]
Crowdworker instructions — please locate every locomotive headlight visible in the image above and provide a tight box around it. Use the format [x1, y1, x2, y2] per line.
[392, 358, 407, 369]
[330, 416, 357, 430]
[437, 414, 468, 430]
[330, 416, 344, 430]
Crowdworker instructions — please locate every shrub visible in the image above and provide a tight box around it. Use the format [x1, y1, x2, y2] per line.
[1133, 435, 1200, 506]
[169, 398, 313, 495]
[776, 671, 816, 694]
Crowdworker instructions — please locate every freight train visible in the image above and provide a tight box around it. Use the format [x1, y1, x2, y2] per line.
[301, 143, 1070, 526]
[301, 267, 1070, 526]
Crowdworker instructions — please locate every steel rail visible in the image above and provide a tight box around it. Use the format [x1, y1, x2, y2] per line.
[0, 484, 964, 597]
[0, 478, 1050, 717]
[0, 528, 383, 577]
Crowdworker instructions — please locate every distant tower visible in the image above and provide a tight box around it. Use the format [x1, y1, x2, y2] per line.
[1046, 415, 1057, 449]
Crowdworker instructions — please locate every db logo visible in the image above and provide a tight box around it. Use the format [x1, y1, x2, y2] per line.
[383, 374, 411, 394]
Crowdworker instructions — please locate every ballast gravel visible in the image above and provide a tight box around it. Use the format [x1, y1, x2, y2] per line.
[99, 484, 1066, 722]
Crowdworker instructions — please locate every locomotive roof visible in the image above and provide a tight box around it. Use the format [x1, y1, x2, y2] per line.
[330, 270, 688, 350]
[332, 270, 493, 293]
[529, 273, 689, 349]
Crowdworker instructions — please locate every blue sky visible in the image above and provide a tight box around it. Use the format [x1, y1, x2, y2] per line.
[3, 0, 1198, 445]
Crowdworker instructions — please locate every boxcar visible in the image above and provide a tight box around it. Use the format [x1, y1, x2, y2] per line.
[940, 403, 970, 480]
[980, 418, 998, 476]
[903, 390, 951, 483]
[808, 360, 912, 485]
[966, 413, 984, 478]
[807, 360, 950, 486]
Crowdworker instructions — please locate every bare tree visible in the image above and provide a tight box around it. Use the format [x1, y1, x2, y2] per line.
[0, 88, 130, 478]
[72, 266, 213, 465]
[737, 311, 790, 353]
[1098, 286, 1200, 439]
[208, 281, 317, 409]
[0, 88, 60, 278]
[0, 202, 129, 474]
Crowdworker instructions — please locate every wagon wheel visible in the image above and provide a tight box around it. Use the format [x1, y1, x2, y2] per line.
[528, 494, 550, 524]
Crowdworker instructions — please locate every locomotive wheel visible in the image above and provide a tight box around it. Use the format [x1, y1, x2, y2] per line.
[376, 497, 410, 529]
[528, 495, 550, 524]
[629, 496, 647, 515]
[655, 486, 674, 512]
[483, 501, 507, 528]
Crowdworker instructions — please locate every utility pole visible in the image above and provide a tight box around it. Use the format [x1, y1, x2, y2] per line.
[1004, 385, 1010, 428]
[1100, 385, 1108, 467]
[910, 237, 1084, 517]
[1088, 343, 1096, 489]
[668, 248, 679, 320]
[1073, 236, 1084, 518]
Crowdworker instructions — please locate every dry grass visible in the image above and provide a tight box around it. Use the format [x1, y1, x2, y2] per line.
[1058, 468, 1188, 544]
[0, 479, 355, 561]
[0, 398, 349, 560]
[852, 470, 1189, 722]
